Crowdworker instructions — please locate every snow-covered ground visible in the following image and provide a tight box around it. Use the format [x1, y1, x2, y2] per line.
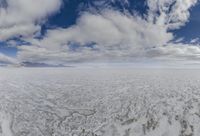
[0, 68, 200, 136]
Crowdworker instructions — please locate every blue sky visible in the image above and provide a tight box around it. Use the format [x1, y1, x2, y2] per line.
[172, 2, 200, 42]
[0, 0, 200, 66]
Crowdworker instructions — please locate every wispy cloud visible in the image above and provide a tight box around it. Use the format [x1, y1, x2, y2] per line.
[0, 53, 18, 65]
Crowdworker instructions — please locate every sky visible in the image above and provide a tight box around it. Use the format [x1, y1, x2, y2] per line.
[0, 0, 200, 67]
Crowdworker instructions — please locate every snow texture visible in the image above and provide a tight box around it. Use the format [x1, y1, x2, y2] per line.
[0, 68, 200, 136]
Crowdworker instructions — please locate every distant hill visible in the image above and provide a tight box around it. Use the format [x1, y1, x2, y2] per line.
[21, 62, 74, 68]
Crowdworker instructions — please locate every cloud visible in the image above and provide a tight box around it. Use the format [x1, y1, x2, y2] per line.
[0, 24, 40, 41]
[17, 10, 173, 64]
[0, 0, 62, 40]
[147, 43, 200, 61]
[0, 53, 17, 64]
[1, 0, 199, 66]
[147, 0, 197, 29]
[190, 38, 199, 44]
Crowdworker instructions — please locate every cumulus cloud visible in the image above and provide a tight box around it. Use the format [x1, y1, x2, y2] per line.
[17, 10, 173, 64]
[0, 0, 62, 40]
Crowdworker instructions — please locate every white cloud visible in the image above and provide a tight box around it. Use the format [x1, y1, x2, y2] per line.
[0, 0, 62, 40]
[0, 53, 17, 64]
[146, 43, 200, 61]
[1, 0, 199, 65]
[147, 0, 197, 29]
[17, 10, 173, 64]
[0, 24, 40, 40]
[190, 38, 199, 44]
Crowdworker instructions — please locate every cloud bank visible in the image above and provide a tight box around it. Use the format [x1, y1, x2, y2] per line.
[0, 0, 200, 66]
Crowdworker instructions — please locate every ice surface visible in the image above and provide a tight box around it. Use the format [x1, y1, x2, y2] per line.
[0, 68, 200, 136]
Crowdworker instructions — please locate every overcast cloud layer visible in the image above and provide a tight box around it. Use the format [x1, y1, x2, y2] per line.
[0, 0, 200, 66]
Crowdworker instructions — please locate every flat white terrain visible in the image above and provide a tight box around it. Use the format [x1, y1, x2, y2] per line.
[0, 68, 200, 136]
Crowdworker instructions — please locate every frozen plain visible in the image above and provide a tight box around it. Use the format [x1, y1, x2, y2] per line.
[0, 68, 200, 136]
